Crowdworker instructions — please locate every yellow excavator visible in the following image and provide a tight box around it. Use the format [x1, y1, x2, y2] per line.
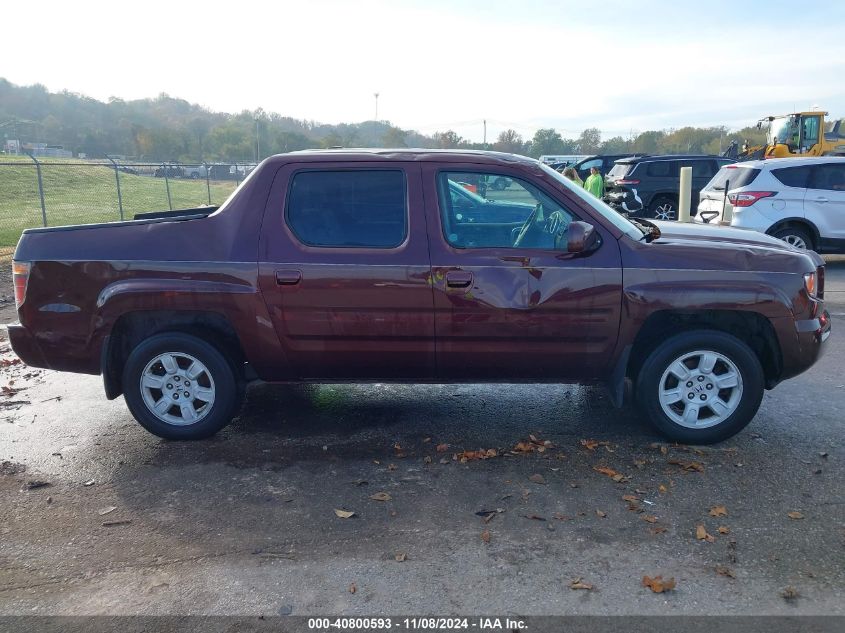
[724, 111, 845, 160]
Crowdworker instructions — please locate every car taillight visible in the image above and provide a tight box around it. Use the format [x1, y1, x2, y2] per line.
[12, 261, 30, 309]
[726, 191, 776, 207]
[617, 179, 640, 185]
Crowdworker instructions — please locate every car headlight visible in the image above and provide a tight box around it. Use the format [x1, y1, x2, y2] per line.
[804, 272, 817, 297]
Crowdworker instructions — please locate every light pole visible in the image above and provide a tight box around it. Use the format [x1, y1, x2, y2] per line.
[374, 93, 379, 121]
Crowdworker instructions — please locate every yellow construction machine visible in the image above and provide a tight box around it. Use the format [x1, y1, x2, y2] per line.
[724, 111, 845, 160]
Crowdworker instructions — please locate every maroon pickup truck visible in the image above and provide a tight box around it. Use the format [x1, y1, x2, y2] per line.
[7, 150, 830, 444]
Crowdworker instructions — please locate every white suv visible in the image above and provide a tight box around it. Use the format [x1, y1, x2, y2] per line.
[695, 157, 845, 252]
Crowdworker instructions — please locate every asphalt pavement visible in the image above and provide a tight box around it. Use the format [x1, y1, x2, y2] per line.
[0, 259, 843, 617]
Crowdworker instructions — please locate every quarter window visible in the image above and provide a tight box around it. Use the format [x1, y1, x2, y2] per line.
[771, 166, 810, 188]
[286, 170, 407, 248]
[646, 161, 676, 177]
[437, 172, 576, 250]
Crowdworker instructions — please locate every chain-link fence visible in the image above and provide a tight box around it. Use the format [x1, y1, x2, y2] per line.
[0, 158, 256, 257]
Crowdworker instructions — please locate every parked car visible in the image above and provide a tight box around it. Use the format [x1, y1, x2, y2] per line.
[182, 165, 209, 180]
[7, 150, 829, 445]
[605, 155, 735, 220]
[573, 154, 638, 181]
[695, 157, 845, 252]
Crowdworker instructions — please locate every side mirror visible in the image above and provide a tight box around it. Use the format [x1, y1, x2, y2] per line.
[567, 221, 599, 254]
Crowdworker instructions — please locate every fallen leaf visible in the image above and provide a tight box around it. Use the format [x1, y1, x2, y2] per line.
[569, 578, 594, 590]
[633, 459, 647, 469]
[334, 509, 356, 519]
[595, 510, 607, 518]
[659, 484, 668, 494]
[715, 565, 736, 579]
[481, 529, 491, 543]
[21, 480, 51, 491]
[529, 473, 546, 485]
[387, 463, 397, 471]
[580, 439, 599, 451]
[349, 583, 357, 594]
[394, 552, 407, 562]
[696, 524, 715, 542]
[787, 511, 804, 520]
[642, 515, 658, 523]
[98, 506, 117, 516]
[718, 526, 730, 535]
[622, 494, 640, 502]
[553, 513, 568, 521]
[439, 457, 449, 465]
[650, 526, 668, 534]
[436, 443, 449, 453]
[781, 586, 800, 601]
[456, 448, 498, 462]
[101, 520, 131, 527]
[423, 456, 432, 464]
[642, 575, 676, 593]
[369, 492, 391, 502]
[523, 514, 546, 521]
[709, 505, 728, 517]
[668, 459, 705, 472]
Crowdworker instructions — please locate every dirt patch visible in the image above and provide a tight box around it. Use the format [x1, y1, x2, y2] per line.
[0, 460, 26, 476]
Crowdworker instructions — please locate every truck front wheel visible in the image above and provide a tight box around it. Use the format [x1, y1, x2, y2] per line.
[635, 330, 764, 444]
[122, 333, 240, 440]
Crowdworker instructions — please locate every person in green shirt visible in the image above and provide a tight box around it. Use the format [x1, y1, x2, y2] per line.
[561, 167, 583, 187]
[583, 166, 605, 198]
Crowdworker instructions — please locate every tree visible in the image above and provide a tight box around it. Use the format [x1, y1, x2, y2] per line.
[577, 128, 601, 154]
[494, 129, 523, 154]
[530, 128, 565, 157]
[382, 126, 407, 148]
[600, 136, 629, 153]
[434, 130, 463, 149]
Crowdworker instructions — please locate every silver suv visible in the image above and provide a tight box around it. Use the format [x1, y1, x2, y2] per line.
[695, 157, 845, 252]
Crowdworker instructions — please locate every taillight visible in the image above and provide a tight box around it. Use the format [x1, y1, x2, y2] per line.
[727, 191, 776, 207]
[617, 179, 640, 185]
[12, 261, 30, 309]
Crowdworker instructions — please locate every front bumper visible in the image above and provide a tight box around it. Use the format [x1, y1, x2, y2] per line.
[777, 310, 831, 383]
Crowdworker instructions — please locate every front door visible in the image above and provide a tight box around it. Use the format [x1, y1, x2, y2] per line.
[807, 162, 845, 248]
[258, 162, 435, 381]
[421, 163, 623, 382]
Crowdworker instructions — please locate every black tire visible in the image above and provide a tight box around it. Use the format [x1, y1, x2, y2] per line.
[191, 172, 200, 179]
[122, 333, 240, 440]
[636, 330, 764, 444]
[647, 196, 677, 221]
[770, 226, 813, 251]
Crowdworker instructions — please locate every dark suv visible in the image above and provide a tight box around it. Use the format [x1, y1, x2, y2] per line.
[605, 155, 734, 220]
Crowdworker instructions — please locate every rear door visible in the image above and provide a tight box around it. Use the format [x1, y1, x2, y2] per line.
[806, 162, 845, 247]
[680, 159, 719, 215]
[421, 163, 623, 382]
[258, 162, 436, 381]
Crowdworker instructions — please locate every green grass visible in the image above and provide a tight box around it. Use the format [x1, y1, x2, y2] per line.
[0, 158, 239, 249]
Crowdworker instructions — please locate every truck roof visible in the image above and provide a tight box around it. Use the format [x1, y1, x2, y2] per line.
[276, 148, 538, 166]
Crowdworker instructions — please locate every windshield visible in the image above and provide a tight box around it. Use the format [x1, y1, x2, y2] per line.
[539, 162, 642, 240]
[768, 116, 798, 146]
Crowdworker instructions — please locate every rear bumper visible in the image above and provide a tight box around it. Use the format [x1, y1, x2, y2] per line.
[5, 322, 49, 369]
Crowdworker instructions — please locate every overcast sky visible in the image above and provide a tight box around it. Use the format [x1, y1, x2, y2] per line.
[4, 0, 845, 142]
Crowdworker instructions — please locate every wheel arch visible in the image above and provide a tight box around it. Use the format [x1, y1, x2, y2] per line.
[102, 310, 250, 400]
[765, 218, 820, 250]
[625, 309, 782, 394]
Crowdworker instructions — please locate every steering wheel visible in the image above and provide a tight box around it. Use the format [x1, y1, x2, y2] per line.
[513, 204, 569, 248]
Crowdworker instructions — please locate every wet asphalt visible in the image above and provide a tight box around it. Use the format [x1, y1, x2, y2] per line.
[0, 260, 843, 617]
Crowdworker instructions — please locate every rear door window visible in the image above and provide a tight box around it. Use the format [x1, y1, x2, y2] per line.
[646, 161, 677, 177]
[771, 166, 811, 188]
[286, 170, 407, 248]
[808, 163, 845, 191]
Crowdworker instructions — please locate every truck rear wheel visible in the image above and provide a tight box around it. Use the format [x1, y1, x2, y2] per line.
[122, 333, 240, 440]
[635, 330, 764, 444]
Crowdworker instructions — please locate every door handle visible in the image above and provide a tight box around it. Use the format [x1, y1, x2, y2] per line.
[275, 269, 302, 285]
[445, 270, 473, 288]
[814, 197, 829, 203]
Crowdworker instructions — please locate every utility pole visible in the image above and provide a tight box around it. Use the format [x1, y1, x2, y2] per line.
[483, 119, 487, 148]
[254, 118, 260, 162]
[374, 93, 380, 121]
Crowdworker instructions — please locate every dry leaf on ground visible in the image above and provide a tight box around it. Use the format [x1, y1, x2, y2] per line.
[523, 514, 546, 521]
[718, 526, 730, 534]
[781, 586, 800, 601]
[334, 509, 356, 519]
[650, 526, 668, 534]
[642, 575, 676, 593]
[709, 505, 728, 517]
[715, 565, 736, 578]
[394, 552, 407, 562]
[529, 473, 546, 485]
[696, 524, 716, 542]
[595, 510, 607, 518]
[570, 578, 594, 590]
[436, 443, 449, 452]
[787, 511, 804, 520]
[369, 492, 391, 502]
[348, 583, 357, 594]
[642, 515, 658, 523]
[668, 459, 705, 472]
[481, 529, 491, 543]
